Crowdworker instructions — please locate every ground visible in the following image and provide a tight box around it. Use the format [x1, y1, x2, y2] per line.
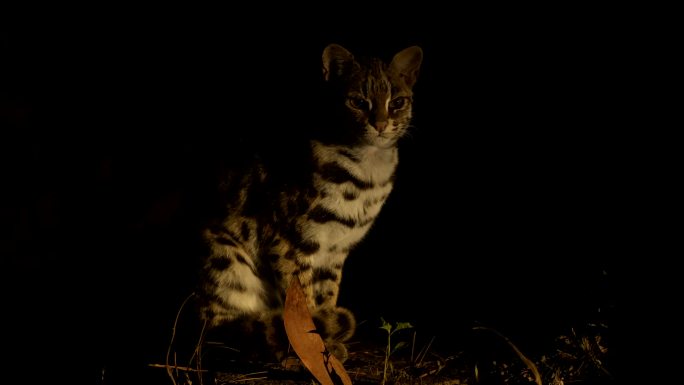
[145, 304, 612, 385]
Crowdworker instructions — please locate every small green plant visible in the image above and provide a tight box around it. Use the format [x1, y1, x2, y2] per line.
[380, 317, 413, 385]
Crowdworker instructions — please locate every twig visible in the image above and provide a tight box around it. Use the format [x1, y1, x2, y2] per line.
[416, 336, 435, 367]
[187, 318, 208, 385]
[148, 363, 207, 373]
[473, 326, 542, 385]
[232, 371, 269, 382]
[166, 292, 197, 385]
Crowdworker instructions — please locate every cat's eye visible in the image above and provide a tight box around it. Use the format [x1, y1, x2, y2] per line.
[389, 97, 407, 110]
[348, 97, 369, 110]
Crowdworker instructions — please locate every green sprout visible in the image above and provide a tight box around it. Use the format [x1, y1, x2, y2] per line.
[380, 317, 413, 385]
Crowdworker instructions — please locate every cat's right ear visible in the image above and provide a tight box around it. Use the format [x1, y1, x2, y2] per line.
[322, 44, 355, 81]
[390, 46, 423, 88]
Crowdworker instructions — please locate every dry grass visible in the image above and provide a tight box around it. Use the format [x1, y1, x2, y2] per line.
[147, 309, 611, 385]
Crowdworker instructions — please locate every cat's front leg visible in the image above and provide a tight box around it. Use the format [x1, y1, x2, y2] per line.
[294, 255, 316, 310]
[274, 247, 356, 362]
[309, 251, 356, 362]
[311, 250, 347, 308]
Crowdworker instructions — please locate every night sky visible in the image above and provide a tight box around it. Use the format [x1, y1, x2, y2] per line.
[2, 12, 619, 383]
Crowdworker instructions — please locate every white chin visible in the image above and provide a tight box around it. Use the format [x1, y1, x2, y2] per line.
[368, 135, 396, 148]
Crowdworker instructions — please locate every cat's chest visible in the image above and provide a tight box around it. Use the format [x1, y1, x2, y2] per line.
[301, 143, 398, 247]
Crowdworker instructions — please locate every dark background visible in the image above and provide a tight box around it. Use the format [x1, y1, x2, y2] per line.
[2, 10, 620, 384]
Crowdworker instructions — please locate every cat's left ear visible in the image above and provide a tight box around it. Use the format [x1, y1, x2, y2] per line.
[322, 44, 355, 81]
[390, 46, 423, 88]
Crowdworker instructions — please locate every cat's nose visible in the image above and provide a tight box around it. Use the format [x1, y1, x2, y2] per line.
[375, 121, 388, 133]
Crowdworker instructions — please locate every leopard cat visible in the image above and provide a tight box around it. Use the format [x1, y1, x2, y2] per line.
[197, 43, 423, 364]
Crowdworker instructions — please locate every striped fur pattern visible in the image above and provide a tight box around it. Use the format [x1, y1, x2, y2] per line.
[198, 44, 423, 363]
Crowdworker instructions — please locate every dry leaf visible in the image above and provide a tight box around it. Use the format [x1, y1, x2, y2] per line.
[283, 277, 352, 385]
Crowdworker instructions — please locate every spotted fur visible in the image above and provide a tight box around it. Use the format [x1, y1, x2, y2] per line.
[198, 44, 423, 363]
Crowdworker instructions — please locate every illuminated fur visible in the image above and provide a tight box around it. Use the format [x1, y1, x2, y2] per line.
[198, 44, 423, 362]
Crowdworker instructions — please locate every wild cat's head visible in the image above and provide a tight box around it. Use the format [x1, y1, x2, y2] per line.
[321, 44, 423, 148]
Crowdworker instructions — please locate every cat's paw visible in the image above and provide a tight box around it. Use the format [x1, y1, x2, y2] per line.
[312, 306, 356, 342]
[312, 306, 356, 362]
[324, 339, 349, 363]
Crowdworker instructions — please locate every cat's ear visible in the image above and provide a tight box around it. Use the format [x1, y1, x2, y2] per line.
[390, 46, 423, 87]
[322, 44, 355, 81]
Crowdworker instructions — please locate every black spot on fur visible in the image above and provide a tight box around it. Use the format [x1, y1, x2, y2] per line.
[235, 254, 250, 266]
[308, 205, 357, 227]
[210, 257, 232, 271]
[294, 258, 312, 270]
[313, 268, 339, 283]
[241, 221, 250, 240]
[319, 162, 373, 189]
[299, 240, 320, 254]
[226, 280, 247, 292]
[286, 227, 320, 254]
[343, 189, 359, 200]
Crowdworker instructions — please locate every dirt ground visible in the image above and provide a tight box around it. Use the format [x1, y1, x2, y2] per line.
[148, 316, 612, 385]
